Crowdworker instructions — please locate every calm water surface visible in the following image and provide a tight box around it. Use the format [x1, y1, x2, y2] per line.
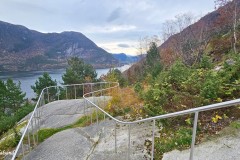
[0, 65, 131, 98]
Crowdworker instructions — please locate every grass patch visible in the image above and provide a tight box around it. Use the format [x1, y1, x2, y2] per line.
[0, 128, 20, 152]
[0, 121, 27, 153]
[153, 127, 192, 159]
[0, 134, 20, 151]
[36, 112, 105, 143]
[230, 121, 240, 129]
[38, 128, 65, 143]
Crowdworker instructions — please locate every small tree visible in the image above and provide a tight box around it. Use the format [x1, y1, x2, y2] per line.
[62, 57, 97, 84]
[101, 68, 126, 87]
[146, 42, 162, 77]
[5, 79, 26, 112]
[0, 80, 7, 114]
[31, 72, 57, 98]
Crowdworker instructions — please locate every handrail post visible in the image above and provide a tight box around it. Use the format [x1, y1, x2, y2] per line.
[83, 84, 85, 96]
[31, 120, 36, 146]
[74, 85, 76, 99]
[84, 99, 86, 115]
[27, 128, 31, 151]
[91, 83, 93, 93]
[151, 120, 155, 160]
[21, 142, 25, 159]
[127, 124, 131, 160]
[57, 86, 59, 100]
[190, 112, 199, 160]
[66, 86, 68, 99]
[47, 88, 49, 102]
[115, 121, 117, 153]
[34, 113, 38, 144]
[96, 108, 99, 125]
[100, 83, 103, 96]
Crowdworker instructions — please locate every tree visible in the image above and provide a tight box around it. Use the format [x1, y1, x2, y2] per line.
[146, 42, 162, 77]
[215, 0, 240, 53]
[161, 13, 197, 64]
[162, 20, 177, 42]
[62, 57, 97, 84]
[31, 72, 57, 98]
[5, 79, 26, 112]
[0, 80, 7, 114]
[101, 68, 126, 87]
[146, 42, 161, 67]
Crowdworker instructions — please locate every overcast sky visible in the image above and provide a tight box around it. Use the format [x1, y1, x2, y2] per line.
[0, 0, 215, 55]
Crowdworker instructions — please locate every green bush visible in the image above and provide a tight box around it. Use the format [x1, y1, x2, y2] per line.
[198, 54, 213, 69]
[134, 82, 143, 94]
[142, 53, 240, 116]
[200, 71, 222, 101]
[0, 104, 34, 136]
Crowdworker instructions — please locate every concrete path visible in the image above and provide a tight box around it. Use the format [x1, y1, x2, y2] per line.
[39, 99, 85, 129]
[24, 119, 155, 160]
[20, 99, 86, 129]
[25, 128, 92, 160]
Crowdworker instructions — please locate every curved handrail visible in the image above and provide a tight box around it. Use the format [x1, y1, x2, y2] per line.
[11, 87, 45, 159]
[83, 82, 240, 160]
[11, 81, 240, 160]
[11, 82, 117, 160]
[83, 83, 240, 124]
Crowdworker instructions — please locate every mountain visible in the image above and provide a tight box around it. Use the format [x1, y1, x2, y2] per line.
[124, 0, 240, 82]
[160, 0, 240, 65]
[112, 53, 144, 64]
[0, 21, 118, 71]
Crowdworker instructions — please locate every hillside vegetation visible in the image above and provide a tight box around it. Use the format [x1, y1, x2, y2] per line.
[113, 0, 240, 158]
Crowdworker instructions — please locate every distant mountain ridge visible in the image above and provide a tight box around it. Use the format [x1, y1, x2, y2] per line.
[112, 53, 144, 64]
[0, 21, 118, 71]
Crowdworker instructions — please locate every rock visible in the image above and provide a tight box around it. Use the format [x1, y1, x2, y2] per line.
[215, 66, 223, 71]
[226, 59, 235, 65]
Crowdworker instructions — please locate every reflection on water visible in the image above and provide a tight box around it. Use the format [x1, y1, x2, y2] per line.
[0, 65, 131, 98]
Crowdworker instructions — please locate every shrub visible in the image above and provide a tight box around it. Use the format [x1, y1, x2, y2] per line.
[134, 82, 143, 94]
[0, 104, 34, 136]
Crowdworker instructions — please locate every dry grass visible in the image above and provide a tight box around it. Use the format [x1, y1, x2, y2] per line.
[106, 87, 144, 119]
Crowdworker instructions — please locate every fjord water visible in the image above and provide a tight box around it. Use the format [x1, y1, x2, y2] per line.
[0, 65, 131, 99]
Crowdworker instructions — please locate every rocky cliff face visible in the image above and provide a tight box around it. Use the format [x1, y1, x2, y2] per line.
[0, 21, 118, 71]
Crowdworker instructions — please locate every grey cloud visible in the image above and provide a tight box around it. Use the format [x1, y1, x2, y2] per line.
[107, 7, 122, 22]
[0, 0, 215, 54]
[118, 44, 130, 48]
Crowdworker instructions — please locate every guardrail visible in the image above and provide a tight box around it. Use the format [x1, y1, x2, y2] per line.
[11, 81, 240, 160]
[83, 83, 240, 160]
[11, 82, 117, 160]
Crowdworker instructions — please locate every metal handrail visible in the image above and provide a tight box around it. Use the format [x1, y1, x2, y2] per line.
[11, 82, 117, 160]
[83, 82, 240, 160]
[11, 81, 240, 160]
[11, 87, 44, 160]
